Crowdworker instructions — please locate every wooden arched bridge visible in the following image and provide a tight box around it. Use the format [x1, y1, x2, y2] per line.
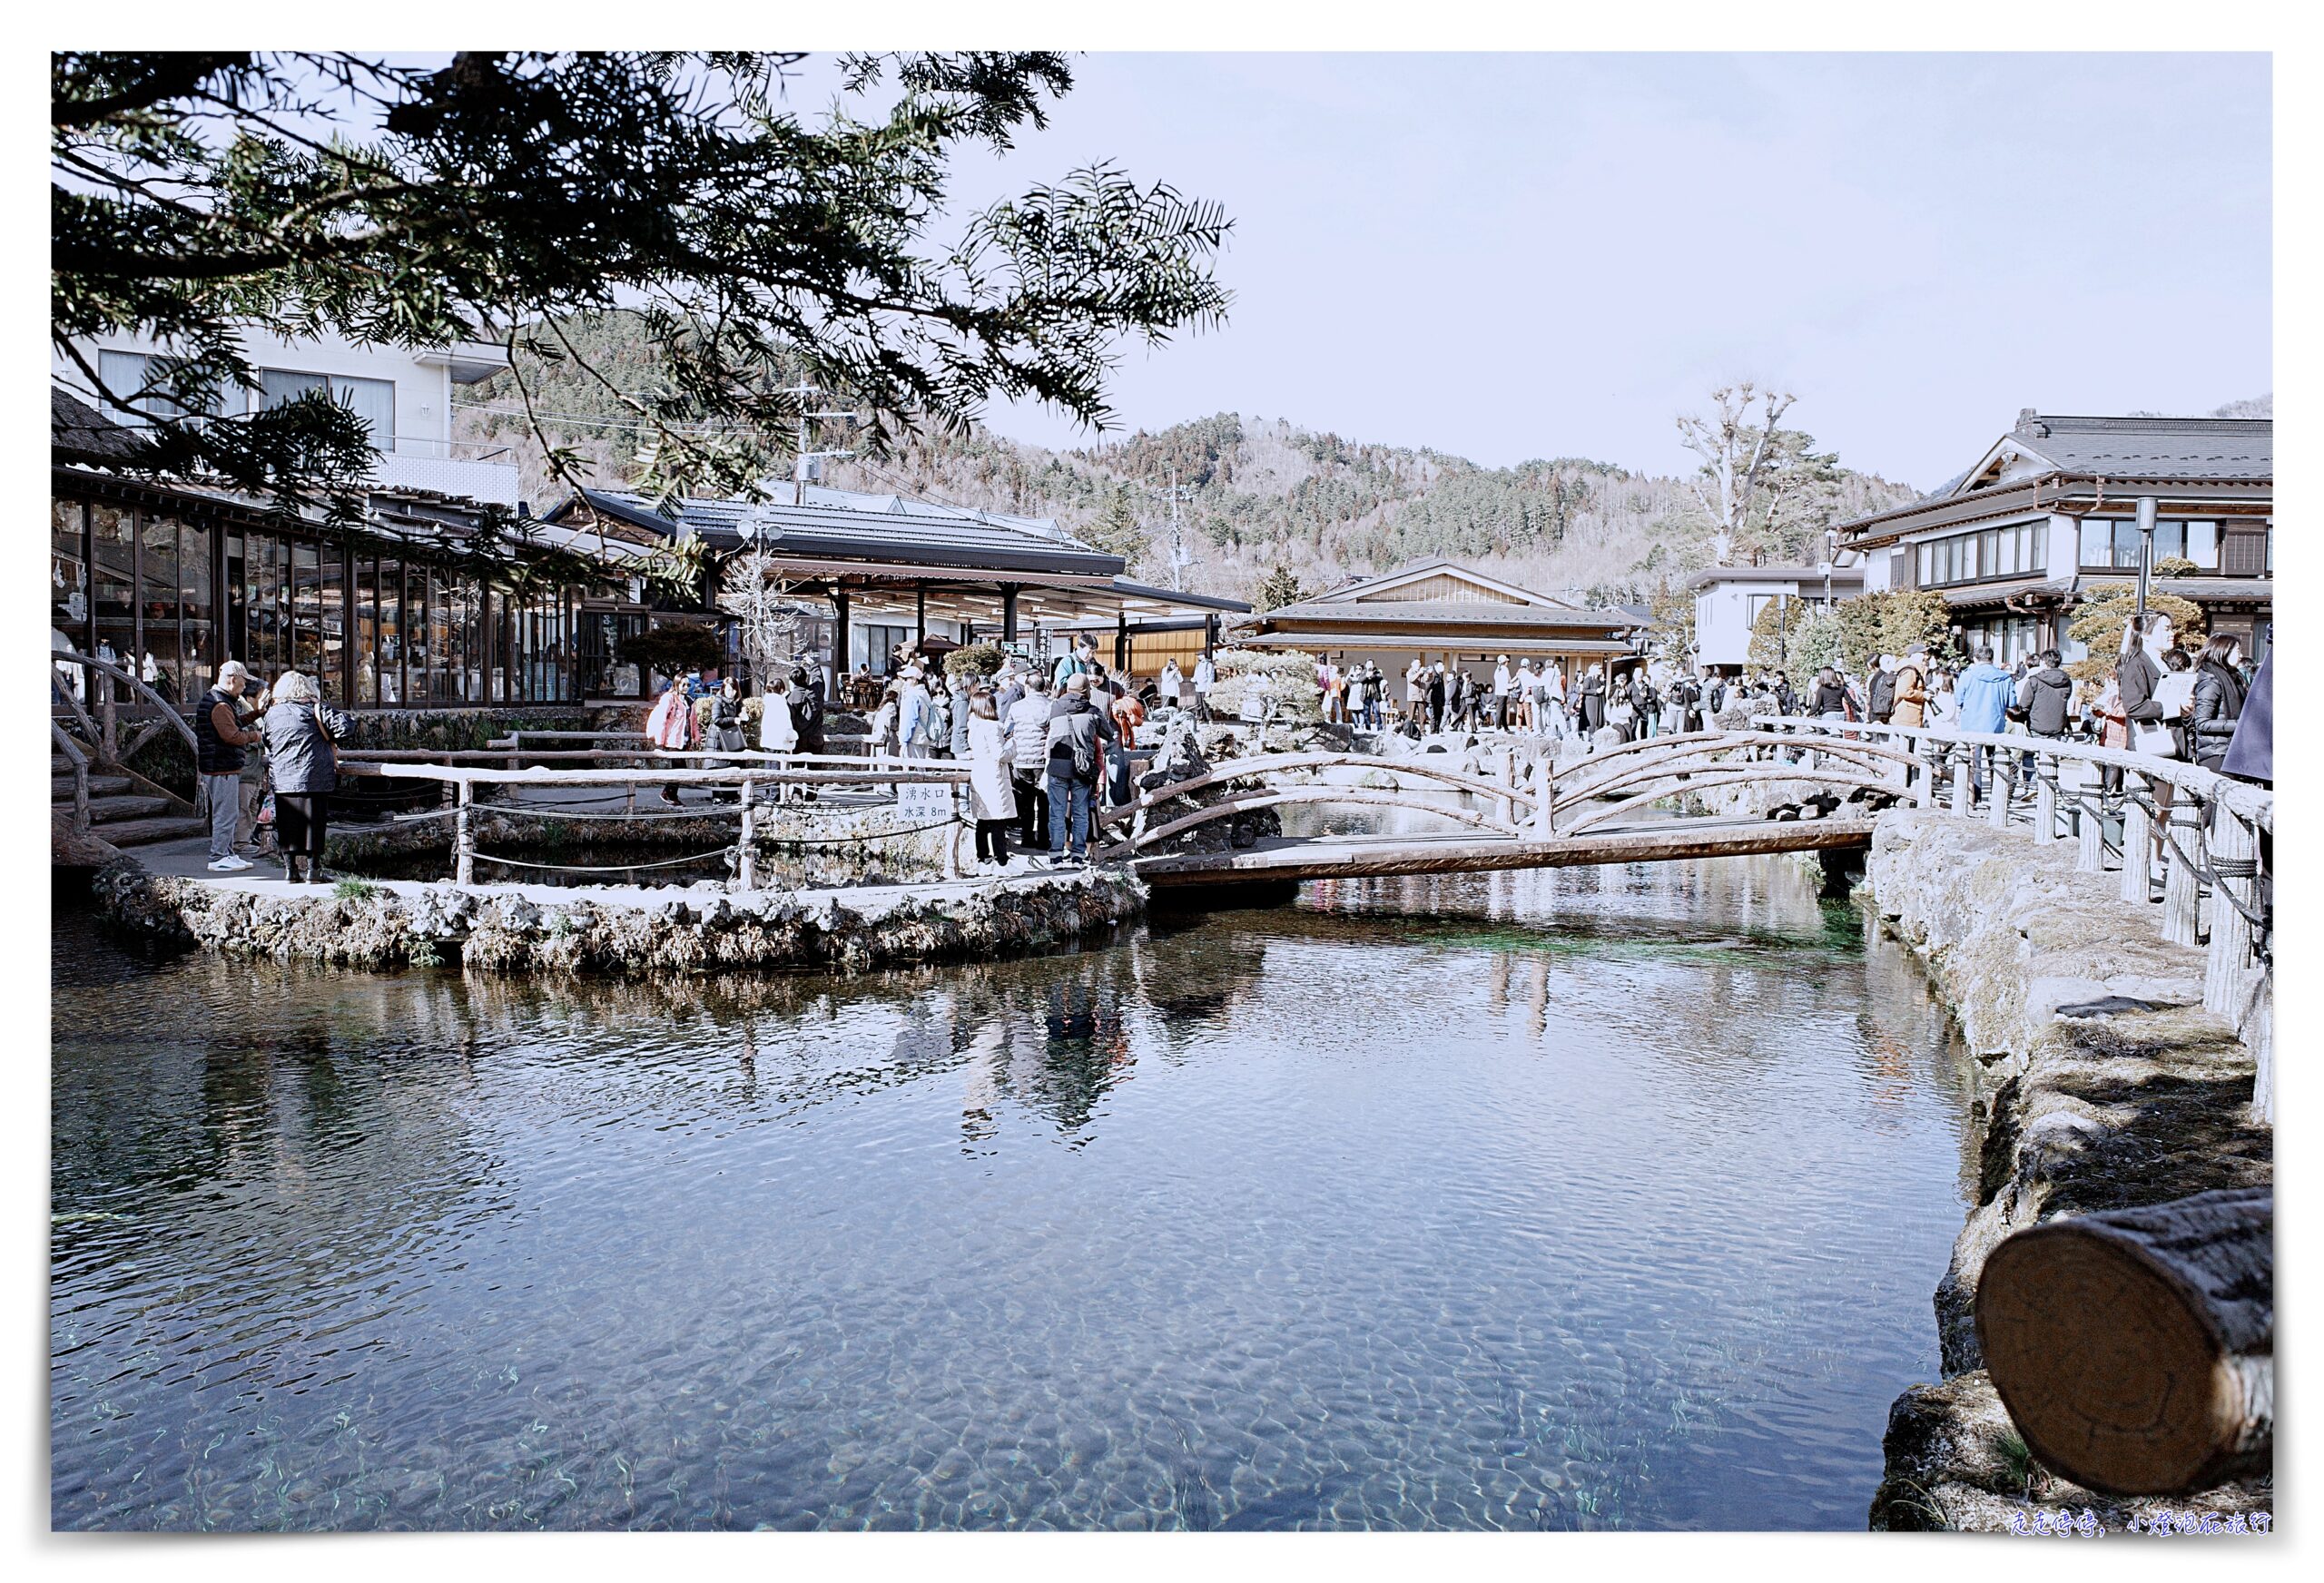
[1102, 728, 1925, 888]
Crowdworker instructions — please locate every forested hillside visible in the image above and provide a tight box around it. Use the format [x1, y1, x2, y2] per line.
[453, 314, 1924, 608]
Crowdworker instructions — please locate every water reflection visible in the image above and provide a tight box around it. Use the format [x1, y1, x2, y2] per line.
[53, 853, 1972, 1531]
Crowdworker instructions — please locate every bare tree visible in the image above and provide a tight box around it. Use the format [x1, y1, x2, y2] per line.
[716, 546, 801, 693]
[1676, 381, 1798, 565]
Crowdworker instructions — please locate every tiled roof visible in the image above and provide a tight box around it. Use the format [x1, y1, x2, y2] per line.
[2007, 413, 2271, 481]
[51, 389, 147, 463]
[1260, 598, 1637, 629]
[569, 487, 1124, 577]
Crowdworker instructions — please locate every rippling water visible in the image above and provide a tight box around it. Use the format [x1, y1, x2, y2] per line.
[52, 854, 1973, 1530]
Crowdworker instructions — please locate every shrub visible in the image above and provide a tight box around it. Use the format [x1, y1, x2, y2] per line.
[618, 624, 724, 677]
[1205, 647, 1322, 723]
[2066, 585, 2205, 681]
[945, 642, 1006, 682]
[332, 878, 381, 901]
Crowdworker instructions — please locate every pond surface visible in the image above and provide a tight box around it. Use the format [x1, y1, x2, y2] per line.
[51, 855, 1973, 1530]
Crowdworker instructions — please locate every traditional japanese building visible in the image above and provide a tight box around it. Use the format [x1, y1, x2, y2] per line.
[1836, 409, 2272, 664]
[541, 486, 1249, 696]
[1229, 559, 1644, 681]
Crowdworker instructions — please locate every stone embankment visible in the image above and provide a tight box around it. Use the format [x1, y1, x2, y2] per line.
[1858, 810, 2271, 1532]
[92, 860, 1144, 976]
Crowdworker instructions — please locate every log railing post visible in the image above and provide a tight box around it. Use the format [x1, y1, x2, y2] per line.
[99, 683, 118, 765]
[1976, 1187, 2272, 1497]
[2204, 806, 2259, 1020]
[1987, 744, 2014, 831]
[2121, 779, 2153, 904]
[942, 782, 964, 880]
[455, 779, 475, 887]
[1495, 745, 1515, 827]
[2162, 798, 2202, 948]
[2034, 752, 2057, 844]
[2072, 759, 2103, 873]
[1949, 742, 1974, 818]
[737, 776, 757, 890]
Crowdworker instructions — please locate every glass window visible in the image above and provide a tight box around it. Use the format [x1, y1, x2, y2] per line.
[2079, 518, 2110, 567]
[259, 368, 329, 410]
[379, 558, 405, 704]
[1915, 545, 1933, 586]
[53, 497, 88, 645]
[2152, 522, 2186, 562]
[318, 544, 346, 703]
[2185, 521, 2218, 568]
[335, 377, 395, 448]
[2031, 521, 2048, 573]
[290, 540, 321, 679]
[180, 518, 213, 699]
[140, 515, 182, 703]
[1996, 528, 2018, 577]
[355, 556, 379, 705]
[98, 349, 224, 426]
[2111, 520, 2143, 569]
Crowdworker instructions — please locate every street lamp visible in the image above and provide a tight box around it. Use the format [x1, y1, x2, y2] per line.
[2133, 496, 2158, 622]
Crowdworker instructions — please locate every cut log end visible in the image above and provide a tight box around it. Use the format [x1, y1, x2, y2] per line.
[1975, 1190, 2272, 1496]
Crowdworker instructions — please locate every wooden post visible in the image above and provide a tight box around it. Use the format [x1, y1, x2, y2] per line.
[2034, 752, 2057, 843]
[1494, 745, 1515, 827]
[507, 731, 522, 772]
[1986, 751, 2013, 831]
[2162, 800, 2202, 947]
[1975, 1188, 2272, 1497]
[942, 783, 963, 880]
[2120, 782, 2153, 904]
[2247, 966, 2274, 1126]
[454, 779, 475, 887]
[2204, 806, 2259, 1020]
[1528, 755, 1554, 839]
[2073, 760, 2104, 874]
[71, 760, 89, 837]
[100, 684, 118, 765]
[737, 776, 756, 890]
[1949, 742, 1973, 818]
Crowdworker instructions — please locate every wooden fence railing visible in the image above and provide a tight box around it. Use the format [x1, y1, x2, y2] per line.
[1759, 715, 2272, 1121]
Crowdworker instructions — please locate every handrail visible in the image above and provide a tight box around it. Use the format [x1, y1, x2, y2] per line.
[48, 651, 199, 758]
[50, 722, 91, 837]
[1750, 715, 2272, 829]
[1098, 749, 1535, 828]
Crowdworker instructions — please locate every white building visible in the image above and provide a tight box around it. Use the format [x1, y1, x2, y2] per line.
[1688, 559, 1866, 673]
[51, 327, 520, 506]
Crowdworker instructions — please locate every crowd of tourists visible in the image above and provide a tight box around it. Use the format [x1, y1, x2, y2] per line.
[645, 634, 1175, 872]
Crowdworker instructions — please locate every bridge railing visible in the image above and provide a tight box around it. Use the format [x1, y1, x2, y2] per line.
[1756, 714, 2272, 1120]
[340, 759, 973, 889]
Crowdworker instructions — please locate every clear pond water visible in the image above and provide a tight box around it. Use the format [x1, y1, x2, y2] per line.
[52, 855, 1974, 1530]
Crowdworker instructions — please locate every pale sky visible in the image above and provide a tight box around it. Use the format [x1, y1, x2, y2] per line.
[939, 53, 2271, 491]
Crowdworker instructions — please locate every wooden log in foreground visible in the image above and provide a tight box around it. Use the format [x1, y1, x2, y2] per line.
[1975, 1188, 2271, 1497]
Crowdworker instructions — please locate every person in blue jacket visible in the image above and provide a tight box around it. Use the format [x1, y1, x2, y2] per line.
[1954, 644, 2016, 802]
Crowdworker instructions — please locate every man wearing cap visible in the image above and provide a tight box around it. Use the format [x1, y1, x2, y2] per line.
[1491, 654, 1513, 731]
[196, 659, 266, 871]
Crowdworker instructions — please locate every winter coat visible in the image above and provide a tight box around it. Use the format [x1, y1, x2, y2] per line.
[966, 715, 1016, 821]
[2221, 654, 2271, 783]
[790, 686, 824, 754]
[1043, 696, 1118, 782]
[761, 691, 799, 752]
[2187, 661, 2244, 766]
[1578, 676, 1607, 731]
[2116, 649, 2164, 723]
[1808, 680, 1851, 716]
[262, 699, 354, 795]
[1005, 694, 1054, 771]
[2020, 665, 2074, 735]
[1867, 669, 1897, 721]
[1955, 662, 2015, 735]
[1890, 665, 1926, 728]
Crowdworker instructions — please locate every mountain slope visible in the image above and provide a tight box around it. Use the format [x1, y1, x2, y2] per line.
[452, 316, 1922, 606]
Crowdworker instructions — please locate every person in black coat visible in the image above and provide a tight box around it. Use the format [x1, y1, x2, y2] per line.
[2187, 635, 2247, 771]
[2221, 651, 2270, 784]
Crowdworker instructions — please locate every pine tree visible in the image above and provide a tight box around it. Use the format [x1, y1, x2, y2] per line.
[1255, 562, 1306, 611]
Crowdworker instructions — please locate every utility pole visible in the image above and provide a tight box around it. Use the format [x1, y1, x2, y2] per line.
[781, 379, 862, 506]
[1147, 466, 1198, 592]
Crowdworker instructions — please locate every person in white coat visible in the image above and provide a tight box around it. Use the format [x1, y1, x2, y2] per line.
[965, 693, 1019, 869]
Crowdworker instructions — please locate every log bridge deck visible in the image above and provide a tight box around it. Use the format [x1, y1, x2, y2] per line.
[1130, 816, 1877, 887]
[1106, 728, 1915, 888]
